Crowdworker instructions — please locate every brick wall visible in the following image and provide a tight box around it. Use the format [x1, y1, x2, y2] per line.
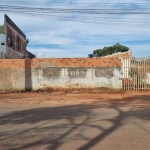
[101, 50, 132, 59]
[5, 14, 26, 59]
[0, 58, 121, 68]
[0, 58, 122, 91]
[32, 58, 121, 68]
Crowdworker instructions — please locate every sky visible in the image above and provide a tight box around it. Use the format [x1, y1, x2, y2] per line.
[0, 0, 150, 58]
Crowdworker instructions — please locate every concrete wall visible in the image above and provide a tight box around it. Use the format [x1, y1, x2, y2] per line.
[33, 67, 121, 89]
[0, 58, 122, 91]
[0, 34, 6, 58]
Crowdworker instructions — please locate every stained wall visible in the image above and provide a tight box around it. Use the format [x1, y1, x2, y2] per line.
[0, 58, 122, 91]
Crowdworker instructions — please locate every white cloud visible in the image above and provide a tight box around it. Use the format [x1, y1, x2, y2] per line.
[1, 0, 150, 58]
[36, 52, 44, 57]
[27, 31, 75, 45]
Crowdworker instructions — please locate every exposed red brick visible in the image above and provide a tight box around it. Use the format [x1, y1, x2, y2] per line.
[0, 58, 121, 69]
[101, 50, 132, 59]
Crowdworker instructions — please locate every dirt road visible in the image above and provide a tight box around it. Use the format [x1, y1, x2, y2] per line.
[0, 89, 150, 150]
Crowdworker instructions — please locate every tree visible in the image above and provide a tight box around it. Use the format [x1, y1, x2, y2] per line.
[26, 38, 29, 46]
[93, 43, 129, 57]
[0, 25, 5, 34]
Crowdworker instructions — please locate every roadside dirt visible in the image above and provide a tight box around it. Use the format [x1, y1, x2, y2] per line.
[0, 88, 150, 106]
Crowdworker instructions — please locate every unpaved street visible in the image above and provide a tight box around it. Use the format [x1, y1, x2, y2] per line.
[0, 90, 150, 150]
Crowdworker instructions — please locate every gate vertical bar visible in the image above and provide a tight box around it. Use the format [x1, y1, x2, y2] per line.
[122, 59, 124, 90]
[126, 58, 128, 90]
[144, 58, 146, 90]
[148, 57, 149, 90]
[147, 57, 148, 90]
[138, 58, 140, 90]
[128, 57, 130, 90]
[141, 58, 142, 90]
[139, 58, 141, 90]
[144, 57, 146, 90]
[134, 57, 136, 90]
[128, 57, 129, 90]
[140, 57, 144, 90]
[146, 57, 148, 90]
[147, 58, 150, 90]
[130, 57, 132, 90]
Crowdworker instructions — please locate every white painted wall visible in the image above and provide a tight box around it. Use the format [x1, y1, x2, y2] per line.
[32, 67, 122, 90]
[0, 33, 6, 58]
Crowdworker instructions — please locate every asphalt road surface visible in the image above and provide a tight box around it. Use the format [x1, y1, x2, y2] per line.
[0, 91, 150, 150]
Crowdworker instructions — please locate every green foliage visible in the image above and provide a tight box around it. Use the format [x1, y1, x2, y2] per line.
[0, 25, 5, 34]
[93, 43, 129, 57]
[26, 38, 29, 46]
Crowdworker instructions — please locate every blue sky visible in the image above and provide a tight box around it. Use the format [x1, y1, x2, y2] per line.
[0, 0, 150, 58]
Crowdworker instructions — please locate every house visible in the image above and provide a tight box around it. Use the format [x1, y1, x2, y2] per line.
[25, 50, 36, 59]
[0, 14, 35, 59]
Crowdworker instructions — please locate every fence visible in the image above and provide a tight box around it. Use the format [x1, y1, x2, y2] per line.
[122, 57, 150, 90]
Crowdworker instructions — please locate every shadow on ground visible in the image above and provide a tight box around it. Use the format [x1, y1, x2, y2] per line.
[0, 95, 150, 150]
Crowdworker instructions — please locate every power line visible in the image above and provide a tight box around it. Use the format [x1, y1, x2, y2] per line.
[0, 2, 150, 27]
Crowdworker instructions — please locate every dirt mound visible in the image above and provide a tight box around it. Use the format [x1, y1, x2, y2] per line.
[33, 87, 125, 94]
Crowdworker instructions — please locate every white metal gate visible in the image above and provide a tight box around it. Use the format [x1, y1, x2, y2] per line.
[122, 57, 150, 90]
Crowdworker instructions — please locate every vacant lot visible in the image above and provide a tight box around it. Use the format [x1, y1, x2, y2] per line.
[0, 89, 150, 150]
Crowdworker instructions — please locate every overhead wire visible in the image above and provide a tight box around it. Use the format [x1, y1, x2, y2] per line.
[0, 1, 150, 27]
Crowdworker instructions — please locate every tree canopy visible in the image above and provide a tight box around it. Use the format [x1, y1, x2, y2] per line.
[93, 43, 129, 57]
[26, 38, 29, 46]
[0, 25, 5, 34]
